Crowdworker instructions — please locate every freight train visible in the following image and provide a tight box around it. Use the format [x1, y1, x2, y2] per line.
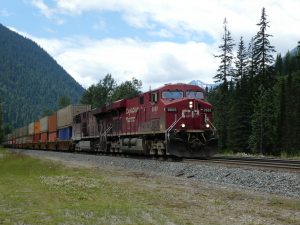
[4, 83, 217, 158]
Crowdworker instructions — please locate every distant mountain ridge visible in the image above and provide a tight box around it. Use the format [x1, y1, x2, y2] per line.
[0, 23, 85, 128]
[189, 80, 218, 90]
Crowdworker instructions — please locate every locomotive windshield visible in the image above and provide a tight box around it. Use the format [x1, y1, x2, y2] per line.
[186, 91, 204, 99]
[162, 91, 183, 99]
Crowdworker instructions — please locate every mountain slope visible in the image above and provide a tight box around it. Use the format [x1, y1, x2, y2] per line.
[0, 24, 85, 128]
[189, 80, 218, 90]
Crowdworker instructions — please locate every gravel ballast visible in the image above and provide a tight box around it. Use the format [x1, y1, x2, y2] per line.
[9, 149, 300, 198]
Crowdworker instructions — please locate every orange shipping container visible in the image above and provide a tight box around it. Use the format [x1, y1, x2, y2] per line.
[40, 132, 48, 142]
[48, 132, 57, 142]
[48, 113, 57, 133]
[34, 121, 40, 134]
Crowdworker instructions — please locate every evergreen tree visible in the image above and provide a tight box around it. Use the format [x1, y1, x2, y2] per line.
[274, 53, 283, 75]
[111, 78, 142, 102]
[213, 18, 235, 150]
[214, 18, 235, 83]
[282, 51, 292, 76]
[247, 37, 257, 78]
[253, 7, 275, 87]
[275, 78, 286, 152]
[81, 74, 117, 108]
[58, 95, 71, 109]
[249, 85, 276, 154]
[227, 37, 253, 152]
[233, 37, 247, 82]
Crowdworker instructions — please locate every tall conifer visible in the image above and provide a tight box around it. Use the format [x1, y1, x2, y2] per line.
[213, 18, 235, 149]
[253, 7, 275, 87]
[214, 18, 235, 83]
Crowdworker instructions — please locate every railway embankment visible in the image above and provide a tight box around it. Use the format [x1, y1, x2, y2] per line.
[9, 148, 300, 198]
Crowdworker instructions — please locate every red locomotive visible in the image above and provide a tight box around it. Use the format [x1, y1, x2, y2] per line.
[74, 83, 217, 157]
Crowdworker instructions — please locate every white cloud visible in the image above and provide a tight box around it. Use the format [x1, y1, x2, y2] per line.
[52, 38, 217, 90]
[29, 0, 65, 24]
[30, 0, 53, 18]
[29, 0, 300, 54]
[20, 0, 300, 90]
[10, 27, 217, 89]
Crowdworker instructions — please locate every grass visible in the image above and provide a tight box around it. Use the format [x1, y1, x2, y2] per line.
[0, 148, 177, 224]
[1, 147, 300, 225]
[217, 148, 300, 160]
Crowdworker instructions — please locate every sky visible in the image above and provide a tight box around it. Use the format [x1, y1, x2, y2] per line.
[1, 0, 299, 90]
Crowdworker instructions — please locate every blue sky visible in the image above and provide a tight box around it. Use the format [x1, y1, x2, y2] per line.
[1, 0, 299, 89]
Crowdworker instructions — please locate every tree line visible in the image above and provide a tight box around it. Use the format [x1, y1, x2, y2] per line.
[80, 74, 142, 108]
[208, 7, 300, 156]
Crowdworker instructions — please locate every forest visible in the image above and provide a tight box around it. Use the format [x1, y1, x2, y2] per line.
[0, 24, 84, 130]
[208, 8, 300, 156]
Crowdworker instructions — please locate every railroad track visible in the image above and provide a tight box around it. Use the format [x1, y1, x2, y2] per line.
[184, 156, 300, 171]
[9, 148, 300, 171]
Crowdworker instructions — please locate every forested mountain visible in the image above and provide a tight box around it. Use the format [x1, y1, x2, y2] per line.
[0, 24, 85, 129]
[209, 8, 300, 156]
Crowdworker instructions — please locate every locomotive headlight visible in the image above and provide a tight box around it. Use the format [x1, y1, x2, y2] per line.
[181, 123, 186, 128]
[189, 101, 193, 109]
[205, 123, 210, 128]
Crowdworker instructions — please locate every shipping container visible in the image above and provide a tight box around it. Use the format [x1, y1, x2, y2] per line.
[48, 113, 57, 133]
[58, 127, 72, 140]
[12, 130, 16, 139]
[16, 128, 22, 138]
[48, 132, 57, 142]
[27, 135, 34, 143]
[57, 104, 91, 129]
[34, 121, 40, 134]
[7, 134, 12, 142]
[40, 116, 48, 132]
[33, 134, 40, 142]
[22, 136, 28, 144]
[28, 122, 34, 135]
[20, 125, 28, 137]
[40, 132, 48, 142]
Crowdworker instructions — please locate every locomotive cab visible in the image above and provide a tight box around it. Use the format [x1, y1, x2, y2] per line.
[160, 84, 217, 158]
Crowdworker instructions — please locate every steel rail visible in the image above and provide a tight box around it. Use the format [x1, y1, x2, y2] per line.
[184, 157, 300, 171]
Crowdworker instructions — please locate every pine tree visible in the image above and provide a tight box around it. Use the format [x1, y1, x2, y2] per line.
[80, 74, 117, 108]
[253, 7, 275, 87]
[249, 85, 276, 154]
[58, 95, 71, 109]
[227, 37, 253, 152]
[213, 18, 235, 150]
[233, 37, 247, 82]
[214, 18, 235, 83]
[247, 38, 257, 78]
[274, 54, 283, 75]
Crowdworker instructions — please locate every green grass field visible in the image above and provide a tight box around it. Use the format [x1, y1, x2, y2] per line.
[1, 148, 300, 225]
[0, 148, 180, 224]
